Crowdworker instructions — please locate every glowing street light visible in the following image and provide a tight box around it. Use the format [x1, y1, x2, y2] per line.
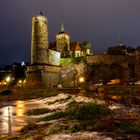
[5, 76, 13, 86]
[78, 76, 85, 95]
[79, 76, 85, 83]
[18, 80, 22, 84]
[6, 76, 11, 83]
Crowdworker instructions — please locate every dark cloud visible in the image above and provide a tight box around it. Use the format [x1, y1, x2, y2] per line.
[1, 0, 140, 66]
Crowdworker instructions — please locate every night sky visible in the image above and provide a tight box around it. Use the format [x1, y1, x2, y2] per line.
[1, 0, 140, 66]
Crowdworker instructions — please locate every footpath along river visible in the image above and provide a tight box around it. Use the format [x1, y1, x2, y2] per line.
[0, 100, 39, 134]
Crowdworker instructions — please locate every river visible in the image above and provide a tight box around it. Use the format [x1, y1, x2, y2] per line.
[0, 100, 39, 134]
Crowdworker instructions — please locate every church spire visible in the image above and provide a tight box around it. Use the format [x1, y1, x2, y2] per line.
[118, 35, 123, 46]
[60, 22, 65, 32]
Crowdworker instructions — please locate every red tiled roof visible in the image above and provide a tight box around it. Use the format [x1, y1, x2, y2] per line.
[70, 42, 81, 51]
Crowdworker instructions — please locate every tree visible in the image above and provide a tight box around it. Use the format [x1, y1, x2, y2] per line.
[80, 41, 92, 56]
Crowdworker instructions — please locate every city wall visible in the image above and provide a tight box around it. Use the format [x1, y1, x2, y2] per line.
[87, 55, 133, 67]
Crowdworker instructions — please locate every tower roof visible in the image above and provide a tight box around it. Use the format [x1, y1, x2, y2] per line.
[57, 22, 70, 36]
[58, 22, 66, 34]
[60, 22, 65, 32]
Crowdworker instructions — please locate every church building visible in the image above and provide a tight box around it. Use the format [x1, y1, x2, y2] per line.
[56, 23, 70, 58]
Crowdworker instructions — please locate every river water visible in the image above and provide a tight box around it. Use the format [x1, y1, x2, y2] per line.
[0, 100, 39, 134]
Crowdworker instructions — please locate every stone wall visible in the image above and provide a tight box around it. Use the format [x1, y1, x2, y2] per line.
[87, 55, 132, 67]
[60, 62, 86, 88]
[31, 15, 49, 64]
[26, 65, 61, 89]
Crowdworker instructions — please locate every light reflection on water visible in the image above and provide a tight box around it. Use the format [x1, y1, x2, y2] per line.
[0, 106, 13, 134]
[0, 101, 29, 134]
[16, 101, 26, 116]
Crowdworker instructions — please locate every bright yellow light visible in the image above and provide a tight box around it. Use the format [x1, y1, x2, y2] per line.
[79, 77, 85, 83]
[6, 76, 11, 82]
[16, 101, 25, 116]
[19, 80, 22, 84]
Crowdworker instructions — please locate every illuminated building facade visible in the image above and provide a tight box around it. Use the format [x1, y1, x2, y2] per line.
[70, 42, 82, 57]
[26, 13, 61, 89]
[31, 14, 49, 64]
[56, 23, 70, 58]
[26, 13, 93, 89]
[56, 23, 92, 58]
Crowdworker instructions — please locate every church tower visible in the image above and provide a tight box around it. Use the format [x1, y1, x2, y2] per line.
[56, 23, 70, 58]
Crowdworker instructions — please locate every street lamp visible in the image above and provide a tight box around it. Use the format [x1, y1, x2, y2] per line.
[5, 76, 12, 88]
[79, 76, 85, 95]
[79, 77, 85, 83]
[6, 76, 11, 83]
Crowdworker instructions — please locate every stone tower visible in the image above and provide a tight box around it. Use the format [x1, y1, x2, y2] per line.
[56, 23, 70, 58]
[31, 13, 49, 64]
[26, 13, 61, 89]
